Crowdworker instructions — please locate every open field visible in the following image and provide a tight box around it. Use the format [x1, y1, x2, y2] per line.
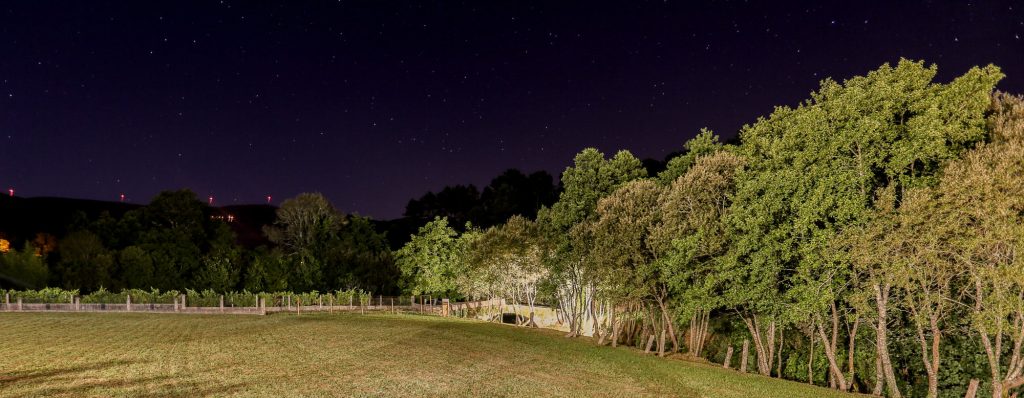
[0, 312, 857, 397]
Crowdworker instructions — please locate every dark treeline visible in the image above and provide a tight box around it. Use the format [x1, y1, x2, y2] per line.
[0, 169, 568, 295]
[0, 190, 399, 294]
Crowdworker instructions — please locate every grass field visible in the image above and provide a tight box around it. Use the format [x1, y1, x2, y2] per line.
[0, 312, 857, 397]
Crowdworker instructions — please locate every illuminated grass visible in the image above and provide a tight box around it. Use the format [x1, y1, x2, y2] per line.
[0, 312, 856, 397]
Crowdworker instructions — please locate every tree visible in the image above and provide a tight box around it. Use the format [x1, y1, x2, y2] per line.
[396, 217, 462, 296]
[135, 190, 212, 290]
[657, 128, 723, 185]
[56, 230, 114, 291]
[403, 185, 480, 230]
[118, 246, 154, 289]
[265, 192, 341, 290]
[941, 92, 1024, 398]
[476, 170, 559, 226]
[726, 59, 1002, 386]
[326, 215, 398, 294]
[592, 179, 671, 354]
[0, 243, 48, 289]
[244, 247, 289, 292]
[194, 223, 242, 292]
[265, 192, 340, 255]
[654, 150, 745, 358]
[538, 148, 647, 336]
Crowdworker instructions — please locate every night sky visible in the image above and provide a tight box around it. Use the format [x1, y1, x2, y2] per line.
[2, 2, 1022, 219]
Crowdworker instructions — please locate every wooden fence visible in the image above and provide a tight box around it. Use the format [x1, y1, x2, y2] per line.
[0, 292, 505, 317]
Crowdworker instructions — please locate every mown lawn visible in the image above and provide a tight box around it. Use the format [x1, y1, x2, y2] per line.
[0, 312, 857, 397]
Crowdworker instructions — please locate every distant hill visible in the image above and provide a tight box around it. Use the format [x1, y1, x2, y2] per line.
[0, 195, 429, 251]
[0, 196, 277, 249]
[0, 196, 140, 246]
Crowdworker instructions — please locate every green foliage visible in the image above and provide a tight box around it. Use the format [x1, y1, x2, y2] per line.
[118, 246, 154, 289]
[77, 287, 179, 304]
[194, 223, 242, 292]
[325, 215, 399, 294]
[56, 230, 114, 291]
[6, 287, 77, 303]
[542, 148, 647, 234]
[264, 192, 340, 254]
[244, 247, 289, 293]
[133, 190, 216, 290]
[0, 243, 48, 289]
[657, 128, 723, 185]
[395, 217, 462, 296]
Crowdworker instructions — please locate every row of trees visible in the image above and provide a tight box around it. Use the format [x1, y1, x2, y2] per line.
[397, 60, 1022, 397]
[0, 191, 399, 295]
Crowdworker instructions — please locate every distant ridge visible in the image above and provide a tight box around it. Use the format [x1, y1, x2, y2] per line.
[0, 195, 276, 249]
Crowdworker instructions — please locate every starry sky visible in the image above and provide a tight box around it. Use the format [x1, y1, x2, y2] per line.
[2, 1, 1022, 219]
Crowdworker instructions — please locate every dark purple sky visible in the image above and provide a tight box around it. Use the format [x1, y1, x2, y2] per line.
[2, 1, 1022, 219]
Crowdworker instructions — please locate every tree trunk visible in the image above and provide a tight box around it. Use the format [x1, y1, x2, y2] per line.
[848, 315, 860, 392]
[740, 339, 749, 373]
[965, 379, 980, 398]
[658, 320, 667, 357]
[911, 304, 942, 398]
[816, 317, 849, 391]
[828, 302, 841, 390]
[874, 282, 902, 398]
[873, 350, 884, 396]
[611, 304, 622, 348]
[808, 330, 815, 385]
[689, 309, 710, 358]
[777, 326, 784, 378]
[656, 295, 678, 354]
[724, 345, 734, 369]
[739, 312, 775, 376]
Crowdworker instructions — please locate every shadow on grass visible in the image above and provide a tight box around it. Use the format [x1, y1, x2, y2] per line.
[14, 375, 246, 398]
[1, 360, 248, 397]
[0, 359, 140, 384]
[3, 362, 249, 396]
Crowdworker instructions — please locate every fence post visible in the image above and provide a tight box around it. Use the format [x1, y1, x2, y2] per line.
[174, 296, 179, 312]
[4, 292, 9, 311]
[220, 295, 224, 312]
[391, 297, 394, 314]
[287, 295, 291, 310]
[259, 297, 266, 315]
[17, 297, 23, 311]
[330, 295, 334, 313]
[723, 345, 734, 369]
[126, 294, 131, 312]
[319, 295, 323, 310]
[349, 295, 353, 310]
[181, 294, 187, 310]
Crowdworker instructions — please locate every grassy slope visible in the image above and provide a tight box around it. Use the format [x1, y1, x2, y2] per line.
[0, 312, 857, 397]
